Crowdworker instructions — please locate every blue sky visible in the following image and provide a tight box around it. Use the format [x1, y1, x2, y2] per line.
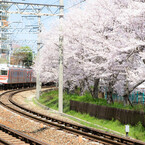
[7, 0, 72, 52]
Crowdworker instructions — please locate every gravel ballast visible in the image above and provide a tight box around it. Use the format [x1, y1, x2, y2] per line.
[0, 89, 102, 145]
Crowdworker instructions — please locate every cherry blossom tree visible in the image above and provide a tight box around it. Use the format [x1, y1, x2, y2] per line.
[33, 26, 59, 84]
[33, 0, 145, 105]
[104, 0, 145, 105]
[62, 0, 145, 101]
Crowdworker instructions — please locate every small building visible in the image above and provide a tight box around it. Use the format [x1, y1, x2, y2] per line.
[0, 0, 10, 61]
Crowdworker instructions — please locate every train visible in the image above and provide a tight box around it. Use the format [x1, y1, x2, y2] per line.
[0, 64, 36, 89]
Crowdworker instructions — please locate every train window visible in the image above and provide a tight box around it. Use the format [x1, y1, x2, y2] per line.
[0, 70, 7, 75]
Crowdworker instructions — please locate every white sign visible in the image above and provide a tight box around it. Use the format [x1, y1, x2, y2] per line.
[125, 125, 129, 132]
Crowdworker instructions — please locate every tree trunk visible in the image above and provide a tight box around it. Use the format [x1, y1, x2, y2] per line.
[65, 81, 71, 94]
[79, 80, 85, 96]
[65, 88, 69, 94]
[92, 78, 99, 99]
[85, 77, 93, 97]
[107, 82, 114, 104]
[123, 94, 133, 107]
[107, 91, 114, 104]
[123, 94, 128, 106]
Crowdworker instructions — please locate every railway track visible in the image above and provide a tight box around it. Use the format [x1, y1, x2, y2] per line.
[0, 88, 145, 145]
[0, 123, 49, 145]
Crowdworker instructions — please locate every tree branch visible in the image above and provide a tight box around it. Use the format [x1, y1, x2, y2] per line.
[129, 79, 145, 94]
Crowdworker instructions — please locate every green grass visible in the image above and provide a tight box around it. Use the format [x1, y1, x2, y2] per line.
[38, 90, 145, 142]
[40, 90, 145, 112]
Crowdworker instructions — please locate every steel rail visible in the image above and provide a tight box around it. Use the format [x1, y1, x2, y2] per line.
[0, 89, 145, 145]
[0, 137, 11, 145]
[0, 88, 51, 145]
[9, 90, 145, 145]
[10, 90, 145, 145]
[0, 123, 49, 145]
[0, 124, 48, 145]
[0, 89, 111, 145]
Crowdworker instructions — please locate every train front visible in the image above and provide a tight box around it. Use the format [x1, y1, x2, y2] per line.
[0, 66, 9, 87]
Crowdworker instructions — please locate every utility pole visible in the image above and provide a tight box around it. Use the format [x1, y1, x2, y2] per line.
[8, 43, 12, 65]
[0, 1, 64, 101]
[36, 15, 41, 100]
[59, 0, 64, 114]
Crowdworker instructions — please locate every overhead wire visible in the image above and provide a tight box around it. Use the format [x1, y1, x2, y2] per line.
[9, 0, 86, 30]
[64, 0, 86, 11]
[32, 0, 86, 25]
[8, 0, 86, 49]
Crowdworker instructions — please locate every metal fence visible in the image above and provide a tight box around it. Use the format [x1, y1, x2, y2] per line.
[104, 91, 145, 104]
[70, 100, 145, 126]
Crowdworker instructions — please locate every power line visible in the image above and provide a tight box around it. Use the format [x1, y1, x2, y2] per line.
[64, 0, 86, 11]
[32, 0, 86, 25]
[4, 0, 86, 46]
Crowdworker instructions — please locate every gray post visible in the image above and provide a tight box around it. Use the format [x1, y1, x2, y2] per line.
[36, 16, 41, 100]
[125, 125, 129, 137]
[8, 43, 12, 65]
[58, 0, 64, 114]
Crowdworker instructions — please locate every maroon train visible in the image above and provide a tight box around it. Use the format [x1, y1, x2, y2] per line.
[0, 65, 36, 89]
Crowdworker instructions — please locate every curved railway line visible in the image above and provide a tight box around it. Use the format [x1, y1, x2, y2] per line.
[0, 123, 49, 145]
[0, 88, 145, 145]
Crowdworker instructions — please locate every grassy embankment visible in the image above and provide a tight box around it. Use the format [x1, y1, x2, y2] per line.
[38, 90, 145, 142]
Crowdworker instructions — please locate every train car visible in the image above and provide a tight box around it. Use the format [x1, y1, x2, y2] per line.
[0, 65, 36, 89]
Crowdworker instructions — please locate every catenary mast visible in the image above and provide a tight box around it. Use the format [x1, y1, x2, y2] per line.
[59, 0, 64, 113]
[0, 1, 64, 109]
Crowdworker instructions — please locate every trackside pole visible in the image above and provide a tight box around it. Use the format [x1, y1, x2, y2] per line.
[58, 0, 64, 114]
[36, 16, 41, 100]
